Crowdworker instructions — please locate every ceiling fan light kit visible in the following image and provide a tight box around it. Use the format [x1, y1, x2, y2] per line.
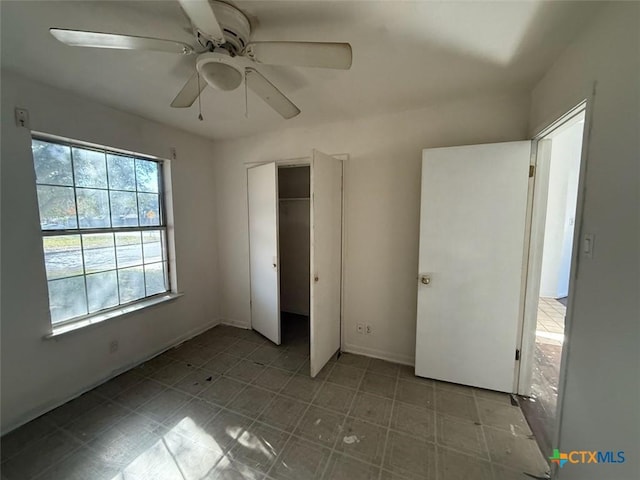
[196, 52, 243, 91]
[49, 0, 352, 120]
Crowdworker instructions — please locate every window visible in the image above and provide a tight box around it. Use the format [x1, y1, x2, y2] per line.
[32, 137, 170, 325]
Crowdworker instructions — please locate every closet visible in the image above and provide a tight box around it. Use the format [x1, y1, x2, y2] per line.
[247, 150, 343, 377]
[278, 166, 311, 340]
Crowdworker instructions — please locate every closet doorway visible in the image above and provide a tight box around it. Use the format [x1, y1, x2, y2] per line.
[278, 165, 311, 355]
[247, 150, 344, 377]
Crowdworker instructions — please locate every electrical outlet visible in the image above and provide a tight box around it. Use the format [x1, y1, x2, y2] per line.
[366, 324, 372, 334]
[356, 323, 364, 334]
[109, 340, 119, 353]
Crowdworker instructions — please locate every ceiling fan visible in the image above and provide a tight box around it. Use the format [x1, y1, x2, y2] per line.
[49, 0, 352, 119]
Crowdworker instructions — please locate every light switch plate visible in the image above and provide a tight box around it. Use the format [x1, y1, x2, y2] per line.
[15, 108, 30, 128]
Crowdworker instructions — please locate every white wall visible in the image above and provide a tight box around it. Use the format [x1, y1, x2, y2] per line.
[530, 3, 640, 478]
[0, 71, 220, 433]
[539, 121, 583, 298]
[214, 91, 530, 364]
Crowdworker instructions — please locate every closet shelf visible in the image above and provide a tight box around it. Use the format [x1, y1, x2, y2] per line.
[279, 197, 310, 201]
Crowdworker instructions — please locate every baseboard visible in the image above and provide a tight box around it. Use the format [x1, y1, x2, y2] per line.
[342, 343, 415, 366]
[1, 317, 223, 436]
[220, 318, 251, 329]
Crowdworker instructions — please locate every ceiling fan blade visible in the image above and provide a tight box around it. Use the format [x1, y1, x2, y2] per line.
[177, 0, 224, 44]
[245, 68, 300, 119]
[171, 72, 206, 108]
[50, 29, 193, 55]
[245, 42, 352, 70]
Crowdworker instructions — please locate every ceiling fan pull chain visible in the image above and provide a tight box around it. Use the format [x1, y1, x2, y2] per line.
[244, 69, 249, 118]
[197, 72, 204, 121]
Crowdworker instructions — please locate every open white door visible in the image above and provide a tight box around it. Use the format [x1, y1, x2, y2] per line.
[248, 162, 280, 345]
[415, 141, 531, 392]
[310, 150, 343, 377]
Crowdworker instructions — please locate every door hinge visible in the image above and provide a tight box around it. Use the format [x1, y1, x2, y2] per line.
[515, 348, 521, 361]
[529, 165, 535, 178]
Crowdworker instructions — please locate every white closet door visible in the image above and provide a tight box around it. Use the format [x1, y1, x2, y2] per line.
[416, 141, 531, 392]
[248, 162, 280, 345]
[310, 150, 343, 377]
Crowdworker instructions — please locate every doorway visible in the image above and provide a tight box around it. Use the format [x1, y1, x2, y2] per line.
[278, 166, 311, 354]
[519, 106, 586, 458]
[247, 151, 344, 377]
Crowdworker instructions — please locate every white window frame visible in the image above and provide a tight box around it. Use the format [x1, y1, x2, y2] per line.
[32, 134, 177, 334]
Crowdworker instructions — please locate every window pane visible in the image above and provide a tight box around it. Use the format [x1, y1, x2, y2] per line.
[83, 233, 115, 273]
[142, 230, 163, 263]
[86, 270, 119, 313]
[115, 232, 142, 268]
[138, 193, 160, 226]
[145, 262, 167, 296]
[118, 266, 146, 303]
[36, 185, 78, 230]
[32, 140, 73, 186]
[135, 159, 159, 193]
[110, 191, 138, 227]
[73, 147, 107, 188]
[77, 188, 110, 228]
[107, 154, 136, 191]
[43, 235, 84, 280]
[48, 276, 88, 323]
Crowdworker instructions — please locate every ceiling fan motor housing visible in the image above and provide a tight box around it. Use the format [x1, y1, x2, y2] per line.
[209, 0, 251, 54]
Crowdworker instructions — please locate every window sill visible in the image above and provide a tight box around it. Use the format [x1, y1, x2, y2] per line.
[44, 293, 184, 339]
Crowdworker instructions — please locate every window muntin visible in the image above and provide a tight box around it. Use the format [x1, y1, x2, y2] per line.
[32, 137, 169, 325]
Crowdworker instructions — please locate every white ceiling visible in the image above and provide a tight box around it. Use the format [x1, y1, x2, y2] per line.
[1, 1, 601, 140]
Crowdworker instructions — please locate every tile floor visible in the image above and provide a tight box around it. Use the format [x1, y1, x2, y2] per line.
[1, 321, 549, 480]
[519, 297, 566, 460]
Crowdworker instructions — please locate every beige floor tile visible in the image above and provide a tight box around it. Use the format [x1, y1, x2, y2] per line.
[269, 437, 331, 480]
[395, 380, 434, 409]
[476, 398, 532, 436]
[136, 388, 191, 423]
[172, 369, 217, 396]
[258, 395, 307, 432]
[335, 417, 387, 465]
[321, 452, 380, 480]
[281, 374, 323, 402]
[228, 385, 275, 419]
[435, 390, 480, 422]
[251, 367, 294, 392]
[163, 398, 221, 430]
[367, 358, 400, 377]
[435, 380, 475, 397]
[437, 446, 493, 480]
[1, 429, 81, 480]
[326, 365, 365, 389]
[229, 423, 290, 473]
[313, 383, 356, 414]
[294, 406, 345, 448]
[201, 353, 241, 375]
[390, 403, 435, 442]
[483, 426, 549, 475]
[201, 409, 254, 452]
[436, 414, 489, 460]
[200, 377, 246, 407]
[359, 372, 397, 399]
[382, 431, 436, 480]
[35, 446, 119, 480]
[349, 391, 393, 426]
[334, 353, 370, 369]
